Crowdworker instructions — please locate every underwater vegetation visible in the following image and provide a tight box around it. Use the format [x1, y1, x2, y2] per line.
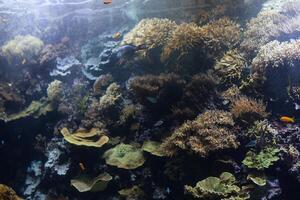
[2, 0, 300, 199]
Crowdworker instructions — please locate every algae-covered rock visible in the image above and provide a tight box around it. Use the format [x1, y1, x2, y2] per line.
[242, 147, 280, 170]
[71, 172, 112, 192]
[60, 127, 109, 148]
[103, 143, 145, 169]
[0, 99, 54, 122]
[1, 35, 44, 66]
[0, 184, 22, 200]
[142, 140, 166, 157]
[184, 172, 241, 199]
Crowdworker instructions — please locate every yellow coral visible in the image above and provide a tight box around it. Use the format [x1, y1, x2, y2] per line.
[60, 127, 109, 148]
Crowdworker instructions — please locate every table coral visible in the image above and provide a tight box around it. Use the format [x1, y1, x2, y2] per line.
[162, 110, 239, 157]
[60, 127, 109, 148]
[103, 143, 145, 169]
[71, 172, 112, 192]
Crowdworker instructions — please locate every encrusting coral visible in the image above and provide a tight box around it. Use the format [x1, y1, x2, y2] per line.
[230, 96, 268, 124]
[242, 147, 280, 170]
[0, 184, 22, 200]
[60, 127, 109, 148]
[103, 143, 145, 169]
[184, 172, 245, 200]
[162, 110, 239, 157]
[1, 35, 44, 66]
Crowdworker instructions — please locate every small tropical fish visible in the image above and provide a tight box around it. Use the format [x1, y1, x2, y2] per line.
[103, 0, 112, 4]
[146, 97, 157, 104]
[112, 32, 122, 39]
[245, 140, 257, 148]
[295, 103, 300, 110]
[22, 59, 27, 65]
[280, 116, 295, 123]
[79, 162, 86, 171]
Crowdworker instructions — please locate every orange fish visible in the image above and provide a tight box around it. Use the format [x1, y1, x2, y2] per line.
[103, 0, 112, 4]
[112, 32, 122, 39]
[79, 162, 86, 171]
[280, 116, 295, 123]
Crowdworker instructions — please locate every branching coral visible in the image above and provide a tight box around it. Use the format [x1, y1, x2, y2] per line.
[242, 147, 280, 170]
[103, 143, 145, 169]
[184, 172, 242, 200]
[230, 96, 268, 124]
[161, 17, 240, 68]
[60, 127, 109, 148]
[121, 18, 177, 58]
[99, 82, 122, 111]
[0, 184, 22, 200]
[162, 110, 239, 157]
[1, 35, 44, 66]
[214, 49, 247, 85]
[47, 80, 63, 101]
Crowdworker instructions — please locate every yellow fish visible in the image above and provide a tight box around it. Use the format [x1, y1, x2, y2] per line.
[280, 116, 295, 123]
[112, 32, 122, 39]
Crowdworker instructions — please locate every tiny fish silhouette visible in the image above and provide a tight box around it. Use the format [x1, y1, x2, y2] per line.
[103, 0, 112, 4]
[79, 162, 86, 171]
[280, 116, 295, 123]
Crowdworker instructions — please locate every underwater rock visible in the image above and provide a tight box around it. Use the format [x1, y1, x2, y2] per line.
[162, 110, 239, 157]
[103, 143, 145, 169]
[1, 35, 44, 66]
[60, 127, 109, 148]
[0, 184, 22, 200]
[71, 172, 112, 192]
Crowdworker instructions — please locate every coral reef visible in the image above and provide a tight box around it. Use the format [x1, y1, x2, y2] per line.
[162, 110, 239, 157]
[71, 172, 112, 192]
[0, 184, 22, 200]
[60, 127, 109, 148]
[118, 185, 145, 200]
[103, 143, 145, 169]
[1, 35, 44, 66]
